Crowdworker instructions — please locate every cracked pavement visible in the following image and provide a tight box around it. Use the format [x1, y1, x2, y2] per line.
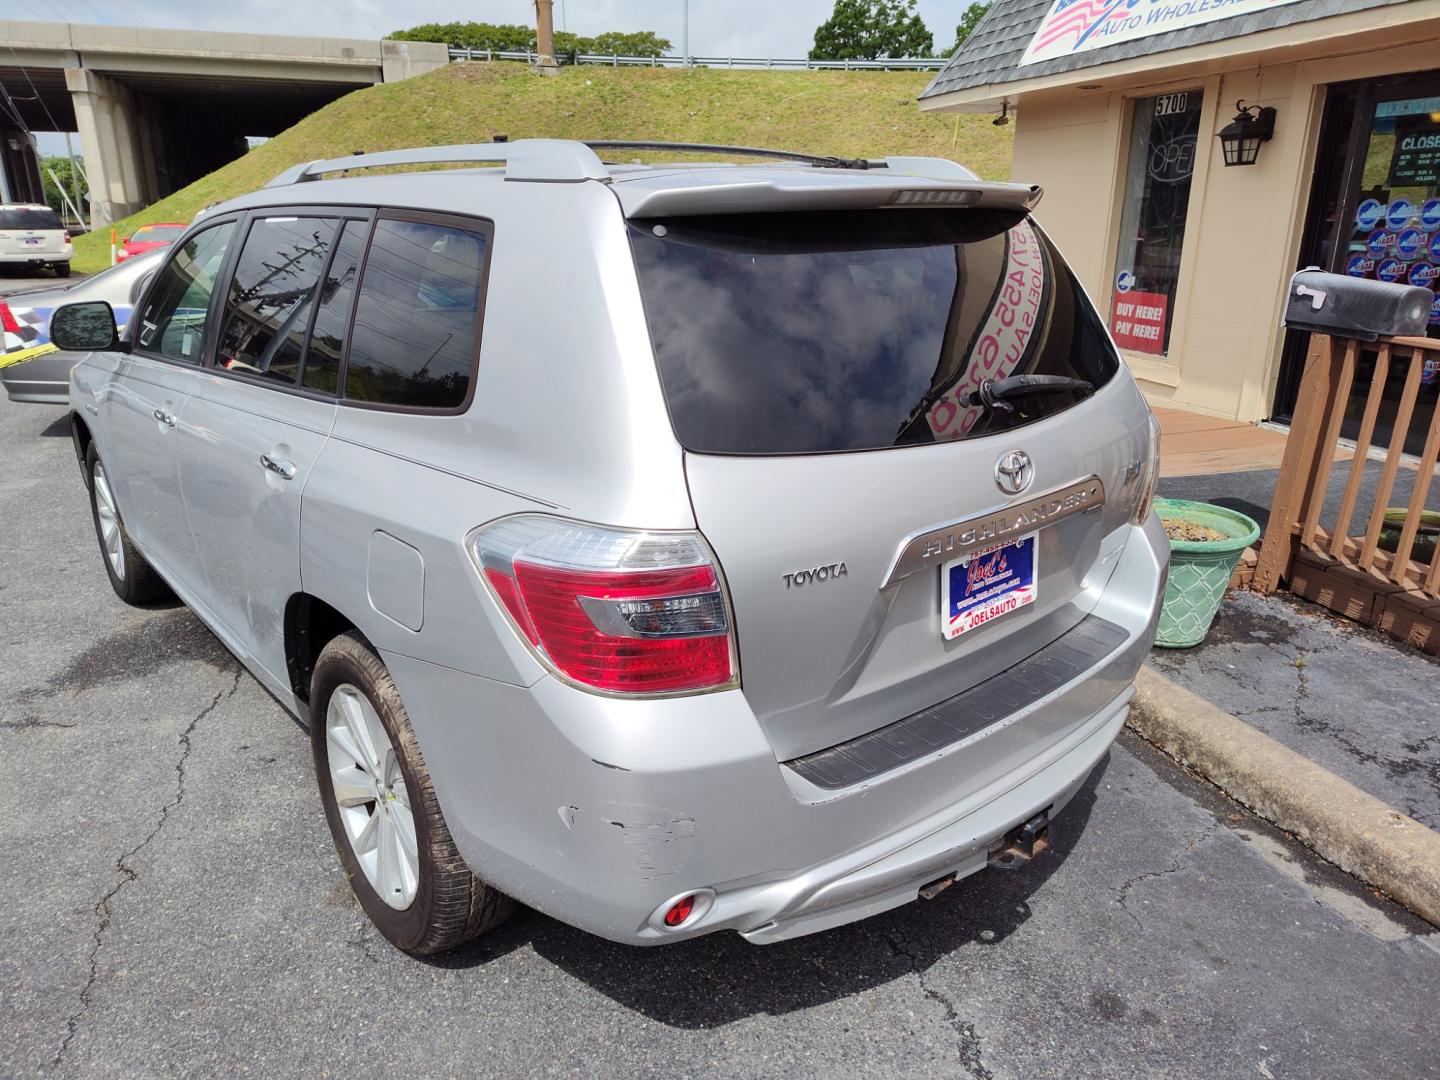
[1148, 588, 1440, 831]
[3, 397, 1440, 1079]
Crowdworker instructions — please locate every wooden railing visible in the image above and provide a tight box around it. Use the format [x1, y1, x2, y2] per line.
[1253, 331, 1440, 652]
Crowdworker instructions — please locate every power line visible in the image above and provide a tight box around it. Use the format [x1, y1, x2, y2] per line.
[4, 44, 68, 134]
[107, 0, 141, 25]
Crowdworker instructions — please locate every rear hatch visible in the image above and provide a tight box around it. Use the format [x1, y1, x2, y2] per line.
[0, 207, 65, 258]
[627, 205, 1139, 762]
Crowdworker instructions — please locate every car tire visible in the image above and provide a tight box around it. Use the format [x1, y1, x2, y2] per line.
[53, 262, 71, 278]
[86, 443, 172, 605]
[311, 631, 512, 954]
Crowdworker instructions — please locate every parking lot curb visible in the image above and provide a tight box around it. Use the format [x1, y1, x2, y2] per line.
[1127, 665, 1440, 929]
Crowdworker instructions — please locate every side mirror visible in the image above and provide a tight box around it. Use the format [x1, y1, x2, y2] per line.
[129, 270, 155, 306]
[50, 301, 121, 352]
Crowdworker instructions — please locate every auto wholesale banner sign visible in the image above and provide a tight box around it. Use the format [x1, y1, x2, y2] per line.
[1018, 0, 1308, 67]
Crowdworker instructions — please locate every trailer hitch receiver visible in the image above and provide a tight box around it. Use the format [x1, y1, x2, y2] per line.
[988, 808, 1051, 870]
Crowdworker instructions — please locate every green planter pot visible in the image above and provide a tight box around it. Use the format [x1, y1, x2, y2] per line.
[1377, 508, 1440, 567]
[1153, 498, 1261, 649]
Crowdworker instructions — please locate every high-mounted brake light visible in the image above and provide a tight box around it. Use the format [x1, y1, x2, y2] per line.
[0, 300, 19, 334]
[888, 188, 982, 207]
[468, 516, 738, 695]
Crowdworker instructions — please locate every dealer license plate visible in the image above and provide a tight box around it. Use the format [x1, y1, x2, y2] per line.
[23, 237, 40, 245]
[941, 535, 1037, 640]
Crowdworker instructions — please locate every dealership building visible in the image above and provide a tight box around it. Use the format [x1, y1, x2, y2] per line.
[922, 0, 1440, 450]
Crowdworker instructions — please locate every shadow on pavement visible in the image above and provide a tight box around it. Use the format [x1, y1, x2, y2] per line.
[421, 754, 1107, 1027]
[40, 414, 72, 438]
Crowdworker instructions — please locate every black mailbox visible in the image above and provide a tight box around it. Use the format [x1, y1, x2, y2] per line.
[1283, 268, 1432, 341]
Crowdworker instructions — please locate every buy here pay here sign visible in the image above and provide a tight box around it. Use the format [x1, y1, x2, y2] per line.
[1111, 290, 1168, 354]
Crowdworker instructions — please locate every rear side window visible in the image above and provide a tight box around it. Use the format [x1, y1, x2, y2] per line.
[0, 208, 62, 230]
[134, 221, 236, 364]
[302, 219, 367, 394]
[628, 209, 1121, 454]
[343, 215, 489, 411]
[215, 216, 337, 386]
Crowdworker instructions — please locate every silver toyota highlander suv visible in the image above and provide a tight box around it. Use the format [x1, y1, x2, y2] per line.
[53, 140, 1167, 956]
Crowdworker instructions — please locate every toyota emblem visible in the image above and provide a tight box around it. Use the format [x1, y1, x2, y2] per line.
[995, 450, 1034, 495]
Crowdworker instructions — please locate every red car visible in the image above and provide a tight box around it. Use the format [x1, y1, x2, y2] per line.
[116, 222, 187, 261]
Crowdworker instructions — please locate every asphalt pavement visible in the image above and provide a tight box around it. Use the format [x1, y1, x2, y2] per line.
[3, 395, 1439, 1080]
[0, 270, 82, 297]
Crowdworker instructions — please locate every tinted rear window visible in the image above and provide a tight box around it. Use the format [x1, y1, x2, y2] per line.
[629, 210, 1120, 455]
[0, 208, 62, 230]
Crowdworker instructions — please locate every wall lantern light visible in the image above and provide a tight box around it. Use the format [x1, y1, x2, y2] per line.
[1217, 100, 1277, 166]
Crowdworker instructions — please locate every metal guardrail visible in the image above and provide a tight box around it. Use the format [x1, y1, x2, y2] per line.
[447, 47, 947, 71]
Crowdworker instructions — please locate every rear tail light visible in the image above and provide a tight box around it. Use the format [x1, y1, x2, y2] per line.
[1130, 409, 1163, 525]
[63, 230, 71, 244]
[468, 516, 738, 696]
[0, 300, 18, 334]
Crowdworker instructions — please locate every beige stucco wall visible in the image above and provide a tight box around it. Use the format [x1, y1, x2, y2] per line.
[1003, 33, 1440, 422]
[1011, 63, 1321, 422]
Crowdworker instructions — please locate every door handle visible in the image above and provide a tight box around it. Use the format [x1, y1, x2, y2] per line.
[259, 453, 297, 480]
[152, 408, 175, 427]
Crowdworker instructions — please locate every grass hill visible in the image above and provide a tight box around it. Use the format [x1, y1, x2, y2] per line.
[73, 61, 1012, 272]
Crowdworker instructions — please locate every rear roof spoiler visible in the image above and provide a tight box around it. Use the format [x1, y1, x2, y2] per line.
[612, 174, 1043, 218]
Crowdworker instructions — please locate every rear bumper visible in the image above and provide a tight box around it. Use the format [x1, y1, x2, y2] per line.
[384, 515, 1168, 946]
[0, 247, 70, 265]
[738, 693, 1127, 942]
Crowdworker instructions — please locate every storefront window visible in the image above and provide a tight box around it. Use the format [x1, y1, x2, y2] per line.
[1339, 91, 1440, 455]
[1110, 89, 1203, 357]
[1343, 95, 1440, 333]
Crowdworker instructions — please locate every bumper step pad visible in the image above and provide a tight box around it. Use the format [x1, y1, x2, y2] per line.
[785, 615, 1128, 790]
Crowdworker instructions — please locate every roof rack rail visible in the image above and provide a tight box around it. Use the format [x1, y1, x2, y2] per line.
[261, 138, 984, 189]
[263, 139, 610, 188]
[585, 140, 874, 170]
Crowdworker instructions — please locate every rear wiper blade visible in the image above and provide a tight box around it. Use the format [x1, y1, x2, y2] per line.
[963, 375, 1094, 413]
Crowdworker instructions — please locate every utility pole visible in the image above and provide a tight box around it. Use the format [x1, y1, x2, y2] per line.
[683, 0, 691, 66]
[533, 0, 559, 73]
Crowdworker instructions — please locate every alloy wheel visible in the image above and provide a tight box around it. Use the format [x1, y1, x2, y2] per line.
[93, 461, 125, 581]
[325, 683, 419, 910]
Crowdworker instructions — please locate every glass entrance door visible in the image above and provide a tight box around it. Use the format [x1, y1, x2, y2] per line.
[1275, 74, 1440, 455]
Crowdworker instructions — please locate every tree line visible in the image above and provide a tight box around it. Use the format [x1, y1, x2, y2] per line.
[388, 3, 991, 64]
[387, 22, 672, 60]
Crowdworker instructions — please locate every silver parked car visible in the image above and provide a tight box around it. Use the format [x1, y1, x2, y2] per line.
[54, 140, 1167, 956]
[1, 247, 164, 404]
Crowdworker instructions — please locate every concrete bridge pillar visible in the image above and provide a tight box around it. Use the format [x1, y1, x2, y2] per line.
[0, 123, 44, 205]
[65, 67, 148, 228]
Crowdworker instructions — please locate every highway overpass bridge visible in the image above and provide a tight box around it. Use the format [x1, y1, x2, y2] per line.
[0, 21, 448, 227]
